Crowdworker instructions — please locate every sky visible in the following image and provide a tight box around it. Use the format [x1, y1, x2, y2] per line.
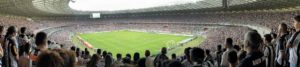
[69, 0, 203, 11]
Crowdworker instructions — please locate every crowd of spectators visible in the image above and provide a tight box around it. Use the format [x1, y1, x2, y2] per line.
[0, 11, 299, 67]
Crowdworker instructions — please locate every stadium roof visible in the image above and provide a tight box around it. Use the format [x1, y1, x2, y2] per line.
[0, 0, 300, 17]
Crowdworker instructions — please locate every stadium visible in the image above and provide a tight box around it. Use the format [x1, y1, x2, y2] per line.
[0, 0, 300, 67]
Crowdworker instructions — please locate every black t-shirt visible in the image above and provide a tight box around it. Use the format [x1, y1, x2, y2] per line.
[238, 51, 266, 67]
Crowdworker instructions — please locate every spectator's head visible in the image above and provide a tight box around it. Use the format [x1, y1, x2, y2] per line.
[271, 33, 277, 39]
[76, 48, 80, 57]
[184, 47, 192, 58]
[228, 51, 238, 67]
[107, 52, 112, 57]
[189, 47, 205, 64]
[137, 58, 146, 67]
[35, 32, 48, 50]
[293, 15, 300, 30]
[161, 47, 167, 54]
[171, 53, 176, 60]
[52, 49, 76, 67]
[97, 49, 101, 55]
[168, 61, 183, 67]
[116, 53, 122, 61]
[278, 23, 288, 34]
[205, 49, 210, 57]
[20, 27, 26, 34]
[217, 45, 222, 51]
[36, 50, 64, 67]
[238, 51, 247, 63]
[225, 38, 233, 48]
[0, 25, 4, 34]
[70, 46, 76, 51]
[123, 53, 132, 64]
[105, 55, 113, 67]
[6, 26, 17, 37]
[87, 54, 100, 67]
[244, 31, 262, 53]
[102, 51, 107, 58]
[233, 45, 241, 51]
[264, 34, 272, 44]
[134, 52, 140, 63]
[145, 50, 150, 57]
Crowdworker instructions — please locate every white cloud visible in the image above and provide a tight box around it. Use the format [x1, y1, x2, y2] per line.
[69, 0, 202, 11]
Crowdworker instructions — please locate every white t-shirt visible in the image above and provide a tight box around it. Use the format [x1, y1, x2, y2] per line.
[287, 33, 299, 64]
[220, 48, 237, 67]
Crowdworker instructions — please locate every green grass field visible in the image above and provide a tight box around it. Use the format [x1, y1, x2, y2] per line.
[72, 30, 205, 58]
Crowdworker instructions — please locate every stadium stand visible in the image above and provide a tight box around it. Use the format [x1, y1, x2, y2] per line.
[0, 0, 300, 67]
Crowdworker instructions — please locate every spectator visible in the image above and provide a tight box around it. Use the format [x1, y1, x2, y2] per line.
[36, 50, 64, 67]
[96, 49, 102, 56]
[221, 38, 237, 67]
[275, 23, 289, 67]
[86, 54, 101, 67]
[18, 43, 32, 67]
[190, 47, 206, 67]
[115, 53, 124, 67]
[204, 49, 214, 67]
[52, 49, 77, 67]
[238, 30, 266, 67]
[228, 51, 238, 67]
[154, 47, 169, 67]
[286, 15, 300, 67]
[182, 47, 193, 67]
[105, 55, 114, 67]
[102, 51, 107, 58]
[134, 52, 140, 64]
[137, 58, 146, 67]
[123, 53, 132, 65]
[237, 50, 246, 63]
[215, 45, 223, 67]
[3, 26, 19, 67]
[70, 46, 76, 52]
[263, 34, 275, 67]
[145, 50, 154, 67]
[171, 53, 177, 61]
[0, 26, 4, 66]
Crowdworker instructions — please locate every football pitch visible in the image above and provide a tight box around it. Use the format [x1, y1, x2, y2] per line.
[72, 30, 205, 58]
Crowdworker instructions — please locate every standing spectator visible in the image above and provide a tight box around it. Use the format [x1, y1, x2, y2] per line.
[238, 30, 266, 67]
[215, 45, 223, 67]
[18, 27, 29, 47]
[286, 15, 300, 67]
[263, 34, 275, 67]
[190, 47, 207, 67]
[3, 26, 19, 67]
[228, 51, 238, 67]
[18, 43, 32, 67]
[154, 47, 169, 67]
[221, 38, 237, 67]
[182, 47, 193, 67]
[145, 50, 154, 67]
[275, 23, 289, 67]
[31, 32, 48, 64]
[0, 26, 4, 66]
[36, 50, 64, 67]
